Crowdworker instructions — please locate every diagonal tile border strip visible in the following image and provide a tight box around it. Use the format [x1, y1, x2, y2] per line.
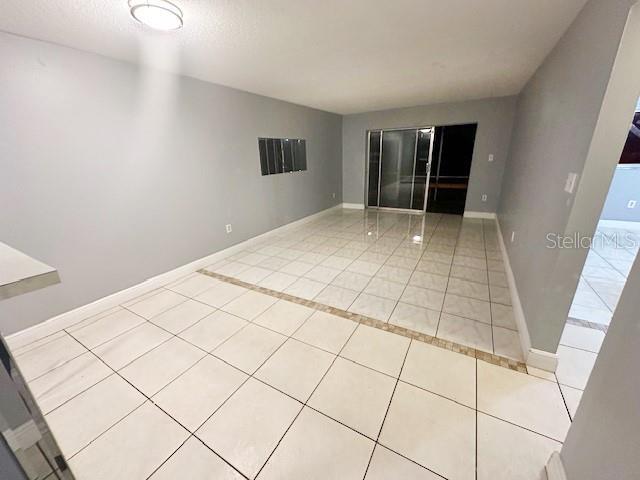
[198, 269, 527, 373]
[566, 316, 608, 333]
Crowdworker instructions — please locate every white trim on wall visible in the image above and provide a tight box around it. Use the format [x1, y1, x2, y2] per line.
[464, 211, 497, 219]
[495, 216, 559, 372]
[342, 203, 365, 210]
[7, 204, 343, 347]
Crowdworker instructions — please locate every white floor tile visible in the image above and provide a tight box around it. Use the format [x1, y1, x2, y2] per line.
[365, 445, 441, 480]
[178, 310, 248, 352]
[556, 345, 597, 390]
[258, 407, 374, 480]
[388, 302, 440, 336]
[314, 284, 359, 309]
[492, 326, 524, 361]
[375, 265, 413, 284]
[29, 352, 111, 414]
[258, 271, 298, 291]
[437, 313, 493, 353]
[166, 273, 221, 298]
[568, 303, 611, 325]
[93, 323, 172, 370]
[149, 299, 214, 334]
[560, 383, 583, 420]
[69, 402, 189, 480]
[400, 285, 445, 311]
[401, 341, 476, 408]
[348, 293, 397, 321]
[153, 356, 247, 431]
[194, 282, 248, 308]
[68, 309, 145, 350]
[292, 311, 357, 354]
[304, 265, 342, 283]
[279, 260, 314, 276]
[560, 324, 605, 353]
[477, 413, 561, 480]
[127, 289, 188, 319]
[235, 266, 273, 284]
[213, 323, 286, 374]
[149, 437, 243, 480]
[447, 277, 490, 301]
[284, 277, 327, 300]
[214, 261, 250, 277]
[256, 338, 335, 401]
[363, 277, 406, 301]
[379, 382, 476, 480]
[46, 374, 145, 457]
[16, 332, 87, 381]
[340, 324, 410, 377]
[120, 338, 206, 396]
[252, 300, 314, 336]
[491, 303, 517, 330]
[332, 271, 373, 291]
[309, 357, 396, 438]
[346, 260, 382, 276]
[257, 256, 291, 271]
[451, 265, 488, 284]
[443, 293, 491, 324]
[408, 271, 448, 292]
[197, 378, 301, 478]
[220, 290, 278, 320]
[477, 361, 570, 441]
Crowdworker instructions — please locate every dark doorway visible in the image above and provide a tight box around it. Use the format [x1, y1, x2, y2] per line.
[427, 123, 477, 214]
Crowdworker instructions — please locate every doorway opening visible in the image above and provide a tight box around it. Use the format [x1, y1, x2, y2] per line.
[558, 99, 640, 418]
[366, 123, 477, 215]
[428, 124, 478, 214]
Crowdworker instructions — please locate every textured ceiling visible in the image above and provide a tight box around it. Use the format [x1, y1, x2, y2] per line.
[0, 0, 588, 114]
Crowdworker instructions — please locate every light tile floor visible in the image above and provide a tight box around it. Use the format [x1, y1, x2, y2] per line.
[11, 279, 570, 480]
[559, 220, 638, 419]
[568, 221, 639, 327]
[7, 210, 582, 480]
[205, 210, 522, 362]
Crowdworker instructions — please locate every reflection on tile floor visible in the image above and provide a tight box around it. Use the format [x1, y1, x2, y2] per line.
[206, 210, 522, 362]
[7, 209, 579, 480]
[569, 221, 639, 327]
[559, 220, 638, 419]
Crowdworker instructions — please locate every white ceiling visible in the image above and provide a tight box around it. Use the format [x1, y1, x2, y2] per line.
[1, 0, 588, 114]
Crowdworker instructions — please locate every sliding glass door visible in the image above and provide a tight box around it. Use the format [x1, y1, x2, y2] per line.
[367, 127, 434, 211]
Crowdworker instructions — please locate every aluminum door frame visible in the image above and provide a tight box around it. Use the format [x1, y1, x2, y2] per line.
[365, 126, 435, 213]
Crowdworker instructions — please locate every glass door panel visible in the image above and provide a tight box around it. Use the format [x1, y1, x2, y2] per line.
[367, 131, 382, 206]
[411, 128, 433, 210]
[379, 129, 417, 209]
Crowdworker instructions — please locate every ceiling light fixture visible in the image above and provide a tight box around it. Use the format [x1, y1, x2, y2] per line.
[129, 0, 183, 31]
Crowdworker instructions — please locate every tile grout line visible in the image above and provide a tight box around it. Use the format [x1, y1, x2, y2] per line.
[252, 311, 363, 479]
[361, 337, 414, 480]
[198, 269, 527, 373]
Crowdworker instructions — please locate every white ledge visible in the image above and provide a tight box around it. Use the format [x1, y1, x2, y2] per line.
[0, 242, 60, 300]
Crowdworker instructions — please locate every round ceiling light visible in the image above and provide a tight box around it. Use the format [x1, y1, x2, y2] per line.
[129, 0, 183, 31]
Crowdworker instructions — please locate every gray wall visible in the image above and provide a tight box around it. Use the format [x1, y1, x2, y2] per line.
[601, 165, 640, 221]
[0, 33, 342, 335]
[497, 0, 638, 352]
[342, 97, 517, 212]
[560, 252, 640, 479]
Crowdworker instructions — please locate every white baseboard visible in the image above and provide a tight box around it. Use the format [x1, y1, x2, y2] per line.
[342, 203, 365, 210]
[495, 217, 533, 364]
[495, 217, 559, 372]
[6, 204, 342, 347]
[464, 211, 496, 219]
[527, 348, 559, 372]
[546, 452, 567, 480]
